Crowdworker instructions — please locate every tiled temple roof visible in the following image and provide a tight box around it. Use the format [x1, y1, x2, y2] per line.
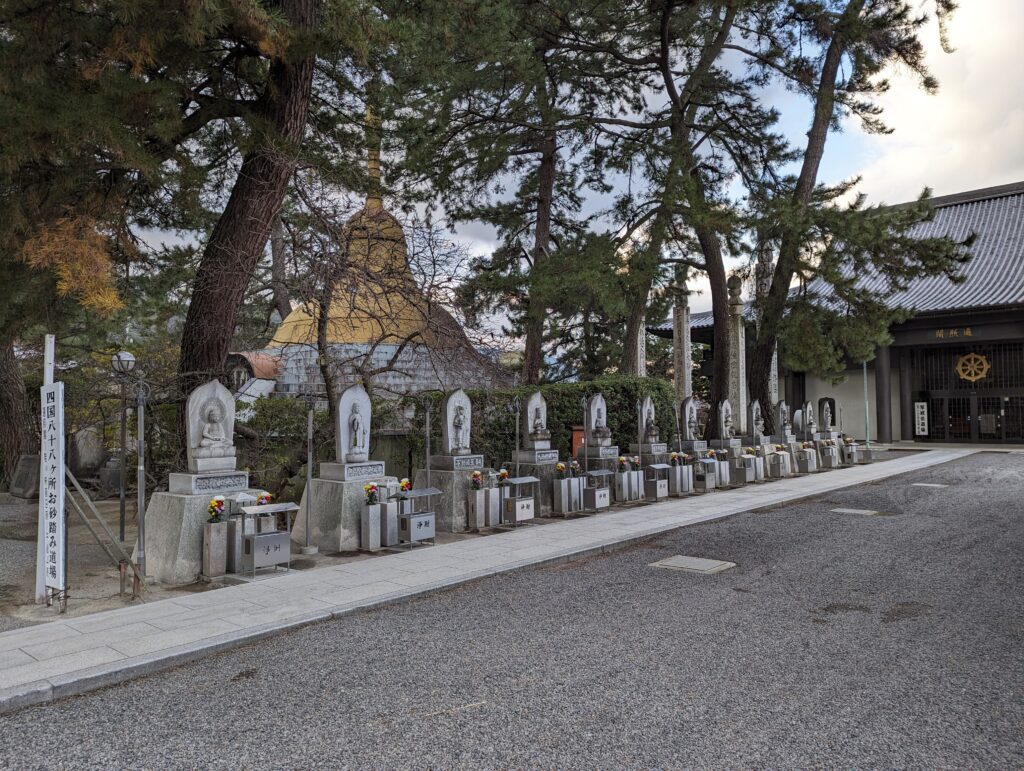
[649, 181, 1024, 336]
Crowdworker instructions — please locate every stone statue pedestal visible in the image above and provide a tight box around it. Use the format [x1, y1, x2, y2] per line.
[430, 454, 484, 471]
[518, 462, 559, 518]
[578, 444, 620, 474]
[412, 468, 480, 532]
[143, 481, 258, 586]
[629, 442, 669, 466]
[168, 470, 249, 495]
[515, 448, 559, 464]
[679, 440, 707, 454]
[579, 444, 619, 460]
[189, 453, 237, 473]
[813, 431, 841, 442]
[771, 433, 796, 445]
[320, 460, 386, 482]
[293, 475, 396, 553]
[709, 438, 742, 459]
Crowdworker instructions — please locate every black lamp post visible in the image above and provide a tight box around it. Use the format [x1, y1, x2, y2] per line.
[111, 351, 136, 542]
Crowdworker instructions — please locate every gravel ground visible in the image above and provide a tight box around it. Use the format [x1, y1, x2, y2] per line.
[0, 496, 40, 633]
[1, 452, 1022, 768]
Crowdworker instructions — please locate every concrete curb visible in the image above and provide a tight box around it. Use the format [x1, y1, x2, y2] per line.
[0, 449, 972, 715]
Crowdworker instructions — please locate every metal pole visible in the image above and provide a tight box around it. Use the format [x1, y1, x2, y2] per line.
[513, 397, 521, 478]
[135, 385, 146, 592]
[636, 400, 642, 458]
[424, 400, 431, 489]
[301, 407, 317, 554]
[863, 361, 871, 447]
[581, 397, 589, 475]
[119, 379, 127, 542]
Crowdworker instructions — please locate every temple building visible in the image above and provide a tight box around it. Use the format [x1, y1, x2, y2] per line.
[651, 181, 1024, 444]
[228, 130, 508, 402]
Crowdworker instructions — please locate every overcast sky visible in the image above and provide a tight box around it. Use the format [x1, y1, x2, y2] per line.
[453, 0, 1024, 317]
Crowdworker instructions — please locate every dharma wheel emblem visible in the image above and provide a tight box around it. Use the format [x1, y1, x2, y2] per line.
[955, 352, 990, 383]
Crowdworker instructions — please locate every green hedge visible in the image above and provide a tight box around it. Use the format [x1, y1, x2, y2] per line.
[401, 376, 678, 469]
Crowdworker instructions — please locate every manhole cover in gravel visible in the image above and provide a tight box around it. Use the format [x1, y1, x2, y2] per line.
[650, 555, 735, 574]
[830, 507, 882, 516]
[910, 483, 948, 488]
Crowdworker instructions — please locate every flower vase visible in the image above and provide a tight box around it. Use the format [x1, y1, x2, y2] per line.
[361, 503, 381, 552]
[553, 478, 571, 516]
[630, 469, 643, 500]
[679, 464, 694, 493]
[569, 476, 584, 511]
[467, 488, 487, 530]
[484, 487, 502, 527]
[614, 471, 630, 502]
[380, 500, 399, 547]
[202, 520, 227, 578]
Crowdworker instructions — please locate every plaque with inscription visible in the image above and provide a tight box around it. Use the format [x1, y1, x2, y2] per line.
[195, 474, 249, 492]
[169, 471, 250, 495]
[343, 462, 386, 481]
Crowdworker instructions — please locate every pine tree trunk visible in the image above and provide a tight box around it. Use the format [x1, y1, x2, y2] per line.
[698, 228, 730, 440]
[270, 213, 292, 320]
[621, 292, 648, 376]
[747, 0, 863, 423]
[0, 336, 37, 486]
[521, 126, 558, 385]
[178, 0, 320, 398]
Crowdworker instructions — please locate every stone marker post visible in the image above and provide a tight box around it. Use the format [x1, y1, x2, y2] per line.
[727, 275, 747, 436]
[672, 292, 692, 404]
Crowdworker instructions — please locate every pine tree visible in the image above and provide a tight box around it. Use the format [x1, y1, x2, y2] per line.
[745, 0, 968, 432]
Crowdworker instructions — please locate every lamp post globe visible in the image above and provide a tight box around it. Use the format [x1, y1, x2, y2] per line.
[111, 351, 136, 376]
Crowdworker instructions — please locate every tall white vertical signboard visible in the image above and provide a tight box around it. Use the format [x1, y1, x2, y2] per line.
[39, 381, 66, 597]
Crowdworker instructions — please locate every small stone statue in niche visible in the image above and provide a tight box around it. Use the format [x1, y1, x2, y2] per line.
[453, 405, 466, 450]
[349, 403, 365, 452]
[644, 408, 658, 442]
[200, 401, 229, 448]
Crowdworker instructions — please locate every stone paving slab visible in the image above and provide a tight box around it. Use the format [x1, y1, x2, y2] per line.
[0, 449, 971, 713]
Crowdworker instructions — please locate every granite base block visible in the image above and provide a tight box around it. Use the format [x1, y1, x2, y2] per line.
[518, 462, 559, 517]
[292, 476, 394, 553]
[412, 468, 480, 533]
[143, 488, 261, 586]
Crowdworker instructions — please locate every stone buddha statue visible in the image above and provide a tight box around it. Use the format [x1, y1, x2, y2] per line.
[195, 400, 233, 460]
[643, 408, 659, 442]
[529, 405, 551, 441]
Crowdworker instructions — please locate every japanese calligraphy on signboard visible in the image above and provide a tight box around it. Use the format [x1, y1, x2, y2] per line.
[913, 401, 929, 437]
[933, 327, 973, 339]
[39, 382, 66, 593]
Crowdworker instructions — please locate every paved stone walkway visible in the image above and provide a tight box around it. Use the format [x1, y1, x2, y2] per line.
[0, 449, 971, 713]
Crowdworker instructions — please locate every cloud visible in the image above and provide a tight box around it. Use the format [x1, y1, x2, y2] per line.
[838, 0, 1024, 203]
